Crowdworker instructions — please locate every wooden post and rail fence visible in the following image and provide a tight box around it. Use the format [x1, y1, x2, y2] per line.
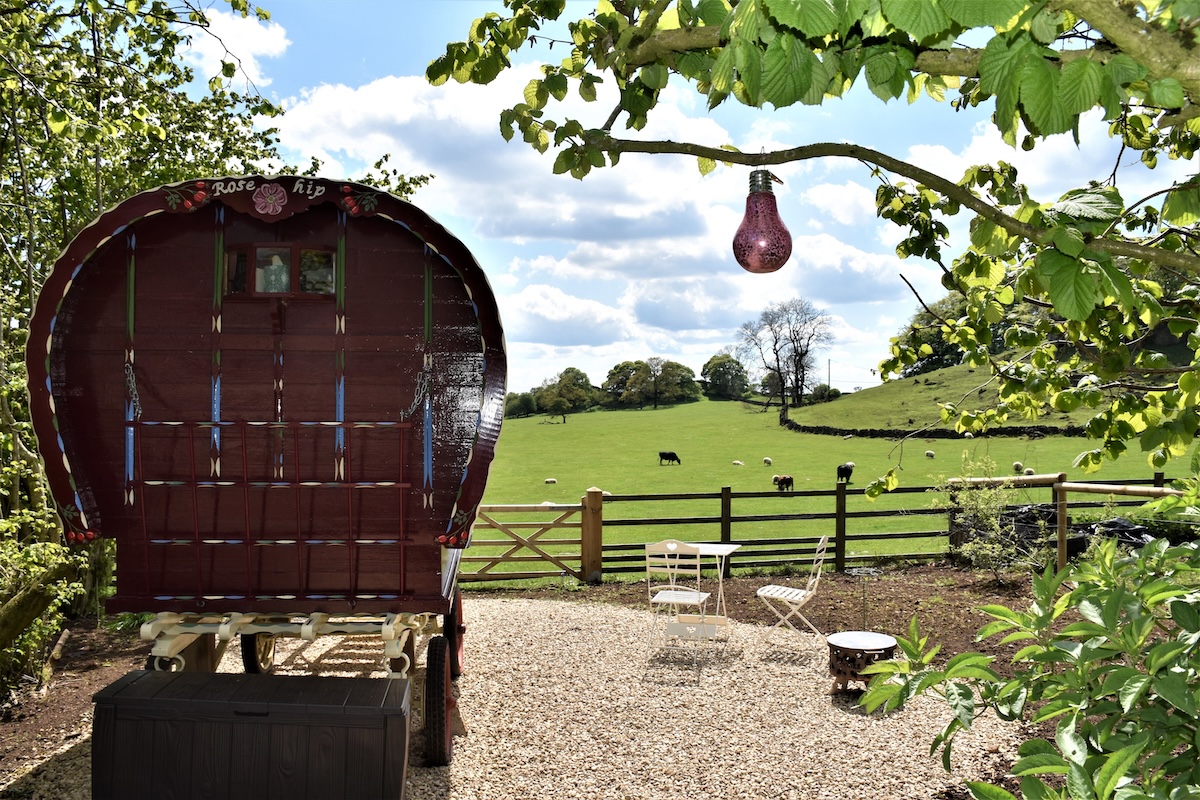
[460, 473, 1180, 584]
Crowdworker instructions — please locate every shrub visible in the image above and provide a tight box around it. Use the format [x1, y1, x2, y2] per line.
[939, 457, 1049, 582]
[862, 537, 1200, 800]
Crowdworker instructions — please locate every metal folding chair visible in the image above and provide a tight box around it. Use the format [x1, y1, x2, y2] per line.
[756, 534, 828, 645]
[645, 539, 713, 649]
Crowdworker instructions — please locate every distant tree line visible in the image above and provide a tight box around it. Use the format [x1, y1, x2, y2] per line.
[505, 344, 846, 422]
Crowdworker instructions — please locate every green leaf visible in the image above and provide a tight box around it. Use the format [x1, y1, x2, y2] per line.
[47, 109, 71, 135]
[698, 157, 716, 176]
[1149, 77, 1185, 109]
[1051, 226, 1086, 258]
[1059, 58, 1103, 116]
[1117, 674, 1150, 712]
[1094, 739, 1147, 800]
[1035, 249, 1101, 321]
[1105, 54, 1147, 88]
[765, 0, 838, 37]
[1162, 183, 1200, 227]
[1020, 56, 1072, 135]
[966, 782, 1018, 800]
[761, 33, 814, 108]
[1170, 599, 1200, 633]
[640, 63, 668, 91]
[1056, 720, 1088, 766]
[1012, 753, 1070, 775]
[1152, 671, 1197, 715]
[710, 44, 736, 96]
[979, 35, 1032, 100]
[1146, 639, 1192, 673]
[734, 39, 763, 104]
[940, 0, 1024, 26]
[946, 681, 976, 726]
[881, 0, 950, 41]
[1052, 187, 1122, 222]
[1066, 761, 1098, 800]
[1017, 776, 1060, 800]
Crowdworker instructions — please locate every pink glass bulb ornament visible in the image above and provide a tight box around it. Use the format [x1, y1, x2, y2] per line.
[732, 169, 792, 273]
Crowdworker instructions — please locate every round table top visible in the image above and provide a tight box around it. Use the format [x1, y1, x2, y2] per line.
[827, 630, 897, 650]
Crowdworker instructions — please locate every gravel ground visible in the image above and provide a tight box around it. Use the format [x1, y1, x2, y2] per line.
[397, 598, 1024, 800]
[3, 596, 1026, 799]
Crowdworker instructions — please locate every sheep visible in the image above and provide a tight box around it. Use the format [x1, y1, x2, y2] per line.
[773, 474, 794, 491]
[837, 462, 855, 483]
[763, 457, 773, 466]
[1023, 467, 1035, 476]
[925, 450, 935, 459]
[544, 478, 557, 484]
[1012, 461, 1024, 474]
[964, 432, 974, 439]
[732, 460, 744, 466]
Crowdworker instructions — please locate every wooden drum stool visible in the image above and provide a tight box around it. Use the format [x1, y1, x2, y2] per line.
[826, 630, 897, 692]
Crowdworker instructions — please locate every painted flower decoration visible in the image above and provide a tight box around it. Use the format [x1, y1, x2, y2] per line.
[252, 182, 288, 216]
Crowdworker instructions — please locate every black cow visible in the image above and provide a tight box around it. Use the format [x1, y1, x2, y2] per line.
[837, 462, 855, 483]
[773, 474, 794, 491]
[658, 451, 681, 465]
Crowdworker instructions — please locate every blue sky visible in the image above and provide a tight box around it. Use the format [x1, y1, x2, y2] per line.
[184, 1, 1185, 396]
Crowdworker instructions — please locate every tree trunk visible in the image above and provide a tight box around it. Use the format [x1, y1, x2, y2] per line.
[0, 559, 79, 655]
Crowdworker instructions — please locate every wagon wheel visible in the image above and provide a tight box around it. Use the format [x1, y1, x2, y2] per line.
[424, 635, 455, 766]
[444, 585, 465, 679]
[144, 654, 184, 672]
[240, 633, 276, 674]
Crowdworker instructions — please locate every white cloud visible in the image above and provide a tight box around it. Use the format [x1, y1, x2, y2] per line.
[501, 285, 630, 346]
[180, 9, 289, 88]
[801, 182, 877, 226]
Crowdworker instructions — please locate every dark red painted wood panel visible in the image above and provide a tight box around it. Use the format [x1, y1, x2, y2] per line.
[29, 177, 505, 616]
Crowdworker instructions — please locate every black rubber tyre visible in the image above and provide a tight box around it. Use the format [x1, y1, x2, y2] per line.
[444, 586, 465, 679]
[424, 635, 454, 766]
[241, 633, 276, 674]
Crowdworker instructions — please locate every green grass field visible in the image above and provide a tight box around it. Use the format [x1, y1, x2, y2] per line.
[469, 387, 1185, 581]
[482, 393, 1181, 507]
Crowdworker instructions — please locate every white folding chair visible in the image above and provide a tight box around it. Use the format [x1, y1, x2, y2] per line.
[645, 539, 712, 649]
[756, 534, 828, 645]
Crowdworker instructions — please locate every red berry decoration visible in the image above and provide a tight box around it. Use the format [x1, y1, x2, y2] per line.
[196, 181, 206, 189]
[194, 190, 207, 202]
[342, 185, 352, 193]
[183, 199, 193, 210]
[84, 530, 96, 541]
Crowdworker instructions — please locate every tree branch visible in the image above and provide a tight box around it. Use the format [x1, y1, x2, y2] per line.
[594, 134, 1200, 275]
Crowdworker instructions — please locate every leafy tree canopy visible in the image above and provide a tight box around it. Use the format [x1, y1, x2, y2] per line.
[431, 0, 1200, 505]
[701, 353, 751, 399]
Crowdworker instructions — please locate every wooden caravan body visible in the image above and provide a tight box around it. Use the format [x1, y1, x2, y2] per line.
[27, 176, 506, 619]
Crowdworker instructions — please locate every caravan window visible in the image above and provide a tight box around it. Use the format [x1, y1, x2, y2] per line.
[225, 245, 335, 298]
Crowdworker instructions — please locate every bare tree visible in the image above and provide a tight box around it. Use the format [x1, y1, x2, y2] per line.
[736, 299, 833, 422]
[780, 299, 834, 406]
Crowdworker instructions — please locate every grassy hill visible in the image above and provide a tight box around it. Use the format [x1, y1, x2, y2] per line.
[792, 363, 1092, 431]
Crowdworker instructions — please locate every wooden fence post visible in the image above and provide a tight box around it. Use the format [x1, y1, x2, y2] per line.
[834, 480, 847, 572]
[1055, 476, 1068, 572]
[721, 486, 732, 579]
[581, 487, 604, 584]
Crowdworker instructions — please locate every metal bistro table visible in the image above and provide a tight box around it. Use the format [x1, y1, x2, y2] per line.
[826, 630, 897, 692]
[681, 542, 741, 641]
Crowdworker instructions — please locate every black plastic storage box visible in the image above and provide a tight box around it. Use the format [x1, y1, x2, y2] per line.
[92, 670, 410, 800]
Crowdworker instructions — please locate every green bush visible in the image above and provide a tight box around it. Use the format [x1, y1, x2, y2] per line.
[862, 537, 1200, 800]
